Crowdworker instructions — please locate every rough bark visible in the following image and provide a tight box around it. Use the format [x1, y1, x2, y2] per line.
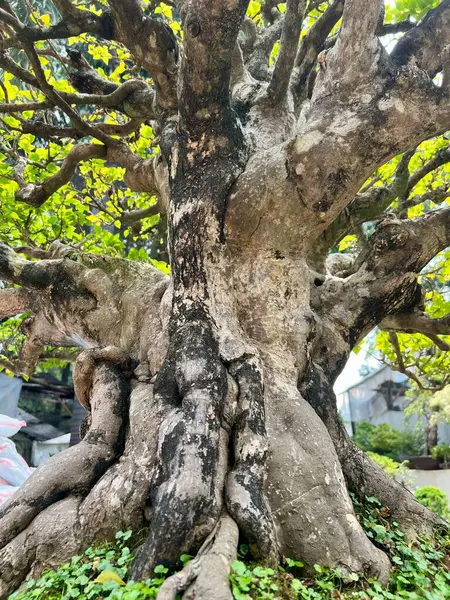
[1, 0, 450, 597]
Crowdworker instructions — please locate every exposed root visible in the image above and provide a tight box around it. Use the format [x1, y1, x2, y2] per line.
[337, 425, 447, 538]
[302, 362, 446, 539]
[226, 358, 278, 565]
[131, 321, 230, 579]
[0, 497, 83, 599]
[157, 512, 239, 600]
[265, 363, 391, 583]
[0, 362, 129, 550]
[0, 379, 160, 599]
[77, 379, 161, 539]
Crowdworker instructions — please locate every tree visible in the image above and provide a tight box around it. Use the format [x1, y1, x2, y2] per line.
[0, 0, 449, 597]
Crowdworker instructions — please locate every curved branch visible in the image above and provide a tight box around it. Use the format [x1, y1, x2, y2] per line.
[266, 0, 305, 105]
[355, 208, 450, 278]
[380, 310, 450, 337]
[14, 144, 107, 207]
[0, 288, 31, 318]
[0, 244, 32, 285]
[108, 0, 178, 110]
[246, 15, 284, 80]
[62, 79, 151, 109]
[20, 44, 116, 146]
[0, 52, 39, 89]
[391, 0, 450, 76]
[0, 8, 114, 51]
[291, 0, 344, 101]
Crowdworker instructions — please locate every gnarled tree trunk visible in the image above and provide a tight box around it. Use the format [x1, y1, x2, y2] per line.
[0, 0, 449, 598]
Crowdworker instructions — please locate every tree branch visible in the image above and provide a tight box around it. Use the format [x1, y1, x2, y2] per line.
[0, 100, 51, 113]
[19, 118, 144, 140]
[66, 51, 156, 118]
[0, 244, 33, 285]
[0, 288, 31, 318]
[179, 0, 249, 130]
[266, 0, 305, 105]
[377, 18, 414, 36]
[310, 208, 450, 356]
[246, 15, 284, 80]
[356, 207, 450, 278]
[121, 203, 160, 224]
[108, 0, 178, 110]
[23, 43, 116, 146]
[397, 186, 449, 216]
[291, 0, 344, 101]
[14, 143, 107, 207]
[0, 7, 114, 51]
[380, 311, 450, 338]
[407, 146, 450, 194]
[391, 0, 450, 76]
[308, 148, 416, 263]
[0, 51, 39, 89]
[332, 0, 382, 71]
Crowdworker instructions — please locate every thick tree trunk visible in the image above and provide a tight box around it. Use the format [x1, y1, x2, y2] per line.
[1, 155, 445, 597]
[1, 163, 446, 599]
[1, 0, 449, 597]
[1, 243, 424, 598]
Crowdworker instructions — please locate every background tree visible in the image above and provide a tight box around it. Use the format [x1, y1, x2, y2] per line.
[0, 0, 449, 598]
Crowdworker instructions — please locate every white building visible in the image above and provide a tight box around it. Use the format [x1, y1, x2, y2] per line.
[337, 365, 450, 444]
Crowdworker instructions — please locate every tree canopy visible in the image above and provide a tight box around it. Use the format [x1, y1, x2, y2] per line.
[0, 0, 449, 597]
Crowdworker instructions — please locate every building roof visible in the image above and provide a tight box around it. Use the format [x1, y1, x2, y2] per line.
[38, 433, 70, 445]
[16, 408, 65, 441]
[339, 364, 407, 394]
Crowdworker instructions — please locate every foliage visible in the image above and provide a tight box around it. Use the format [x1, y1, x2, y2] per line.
[353, 421, 423, 460]
[432, 444, 450, 465]
[8, 530, 168, 600]
[9, 496, 450, 600]
[415, 486, 450, 520]
[366, 452, 411, 485]
[403, 387, 450, 454]
[0, 0, 448, 385]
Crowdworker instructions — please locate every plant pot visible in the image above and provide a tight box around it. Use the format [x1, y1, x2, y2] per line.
[408, 456, 440, 470]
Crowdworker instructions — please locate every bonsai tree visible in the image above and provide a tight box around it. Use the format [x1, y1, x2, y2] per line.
[432, 443, 450, 467]
[0, 0, 449, 597]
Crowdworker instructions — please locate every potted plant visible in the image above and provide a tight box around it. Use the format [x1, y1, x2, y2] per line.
[431, 444, 450, 469]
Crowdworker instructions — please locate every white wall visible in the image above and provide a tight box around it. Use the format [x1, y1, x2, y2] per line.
[31, 434, 70, 466]
[407, 469, 450, 498]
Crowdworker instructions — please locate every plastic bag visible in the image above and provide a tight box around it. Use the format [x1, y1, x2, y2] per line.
[0, 414, 33, 505]
[0, 414, 26, 437]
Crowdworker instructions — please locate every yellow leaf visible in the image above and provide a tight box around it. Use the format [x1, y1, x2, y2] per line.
[40, 14, 51, 26]
[93, 571, 125, 585]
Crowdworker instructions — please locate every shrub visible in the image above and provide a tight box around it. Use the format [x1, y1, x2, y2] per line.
[432, 443, 450, 465]
[366, 451, 411, 485]
[353, 421, 423, 460]
[415, 486, 450, 519]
